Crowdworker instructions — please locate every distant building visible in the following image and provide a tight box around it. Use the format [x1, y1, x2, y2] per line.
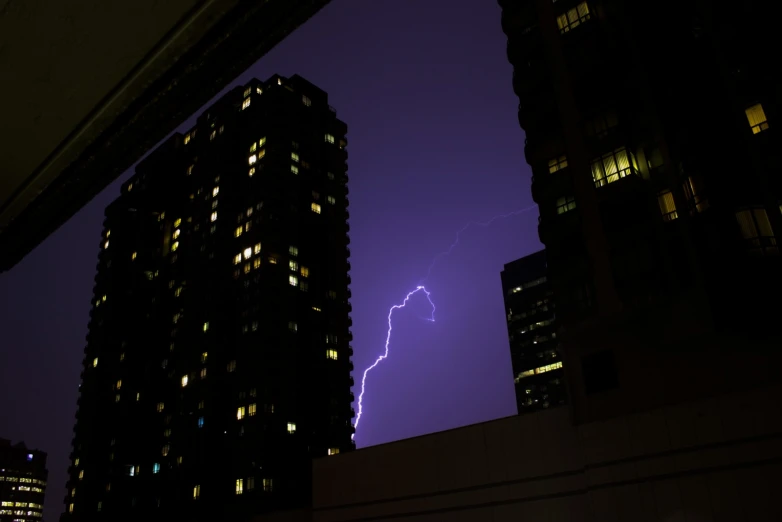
[499, 0, 781, 424]
[0, 438, 47, 521]
[62, 74, 354, 521]
[501, 250, 565, 413]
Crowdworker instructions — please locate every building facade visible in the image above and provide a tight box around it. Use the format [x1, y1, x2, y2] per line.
[500, 250, 565, 413]
[499, 0, 781, 425]
[61, 75, 354, 522]
[0, 439, 47, 521]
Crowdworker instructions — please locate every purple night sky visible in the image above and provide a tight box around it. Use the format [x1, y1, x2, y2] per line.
[0, 1, 540, 517]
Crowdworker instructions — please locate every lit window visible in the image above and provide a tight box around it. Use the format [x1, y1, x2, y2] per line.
[289, 245, 298, 256]
[248, 403, 257, 416]
[242, 98, 251, 110]
[171, 241, 179, 252]
[548, 155, 568, 173]
[289, 260, 299, 272]
[253, 258, 261, 269]
[328, 448, 340, 456]
[590, 147, 638, 187]
[247, 476, 255, 490]
[181, 375, 189, 387]
[227, 360, 236, 372]
[311, 203, 322, 214]
[198, 400, 205, 410]
[200, 368, 207, 379]
[277, 78, 282, 85]
[131, 251, 137, 260]
[556, 196, 576, 214]
[514, 361, 564, 382]
[263, 478, 273, 492]
[736, 208, 778, 254]
[312, 306, 321, 312]
[93, 357, 98, 367]
[162, 445, 170, 456]
[327, 195, 336, 205]
[287, 422, 296, 434]
[104, 240, 109, 249]
[187, 165, 194, 175]
[153, 463, 160, 474]
[249, 155, 258, 167]
[288, 322, 297, 332]
[250, 142, 257, 153]
[210, 130, 216, 141]
[291, 165, 299, 175]
[557, 2, 590, 33]
[197, 416, 204, 428]
[259, 137, 266, 147]
[249, 167, 255, 177]
[243, 247, 252, 260]
[234, 253, 242, 265]
[327, 349, 338, 360]
[79, 470, 84, 480]
[173, 229, 181, 240]
[237, 407, 245, 420]
[289, 275, 298, 286]
[201, 352, 208, 363]
[212, 186, 219, 197]
[745, 103, 769, 134]
[683, 176, 709, 213]
[657, 190, 678, 221]
[234, 226, 243, 238]
[203, 322, 210, 332]
[157, 402, 165, 412]
[236, 479, 244, 495]
[193, 485, 201, 500]
[210, 211, 218, 222]
[291, 152, 300, 162]
[268, 256, 278, 264]
[243, 87, 251, 97]
[116, 379, 122, 390]
[302, 95, 311, 106]
[257, 87, 263, 95]
[300, 266, 309, 278]
[325, 134, 335, 144]
[115, 394, 121, 403]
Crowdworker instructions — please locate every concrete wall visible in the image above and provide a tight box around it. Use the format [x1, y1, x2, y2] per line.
[311, 385, 782, 521]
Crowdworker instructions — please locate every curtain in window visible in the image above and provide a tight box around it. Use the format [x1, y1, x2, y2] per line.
[736, 210, 759, 246]
[745, 104, 768, 133]
[657, 191, 677, 220]
[577, 2, 591, 20]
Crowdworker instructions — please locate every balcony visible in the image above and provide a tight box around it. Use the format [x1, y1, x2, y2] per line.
[590, 147, 641, 188]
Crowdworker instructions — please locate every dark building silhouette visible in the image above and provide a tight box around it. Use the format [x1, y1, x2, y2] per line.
[61, 74, 354, 522]
[500, 250, 565, 413]
[500, 0, 781, 424]
[0, 439, 47, 521]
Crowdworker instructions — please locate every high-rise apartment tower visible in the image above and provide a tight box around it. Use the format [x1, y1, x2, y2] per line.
[62, 74, 354, 521]
[500, 0, 781, 424]
[0, 439, 47, 521]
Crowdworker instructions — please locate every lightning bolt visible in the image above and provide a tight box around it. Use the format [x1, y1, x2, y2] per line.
[352, 205, 538, 440]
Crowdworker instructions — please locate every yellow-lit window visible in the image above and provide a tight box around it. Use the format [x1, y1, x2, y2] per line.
[236, 479, 244, 495]
[104, 240, 110, 249]
[157, 402, 165, 412]
[175, 286, 182, 297]
[288, 322, 297, 332]
[557, 2, 590, 33]
[93, 358, 98, 367]
[200, 368, 207, 379]
[242, 98, 251, 110]
[241, 247, 250, 260]
[258, 149, 266, 161]
[162, 445, 170, 456]
[181, 375, 189, 388]
[173, 229, 181, 240]
[201, 352, 208, 363]
[555, 196, 576, 214]
[187, 165, 194, 175]
[253, 243, 261, 255]
[657, 190, 678, 221]
[243, 262, 251, 274]
[289, 275, 298, 287]
[212, 186, 219, 197]
[311, 203, 322, 214]
[548, 155, 568, 173]
[243, 87, 251, 97]
[253, 258, 261, 269]
[248, 403, 257, 416]
[193, 485, 201, 500]
[237, 407, 245, 420]
[289, 245, 298, 256]
[248, 155, 258, 167]
[327, 195, 336, 205]
[250, 142, 257, 153]
[327, 349, 338, 360]
[79, 471, 84, 480]
[745, 103, 769, 134]
[75, 458, 80, 466]
[300, 266, 309, 278]
[210, 130, 216, 141]
[736, 208, 778, 254]
[291, 152, 299, 162]
[302, 95, 311, 107]
[291, 165, 299, 175]
[325, 134, 335, 144]
[171, 241, 179, 252]
[69, 503, 74, 513]
[203, 322, 210, 332]
[247, 476, 255, 490]
[590, 147, 637, 187]
[115, 394, 121, 403]
[249, 167, 255, 177]
[289, 260, 299, 271]
[263, 478, 273, 492]
[210, 211, 218, 222]
[257, 86, 263, 95]
[174, 218, 182, 227]
[131, 251, 137, 260]
[287, 422, 296, 434]
[328, 448, 340, 456]
[116, 379, 122, 390]
[233, 253, 242, 265]
[312, 306, 321, 312]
